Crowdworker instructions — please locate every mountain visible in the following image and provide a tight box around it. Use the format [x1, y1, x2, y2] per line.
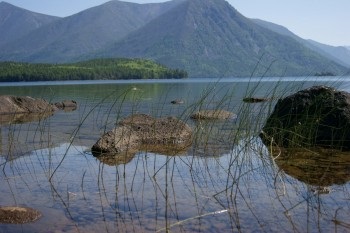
[97, 0, 346, 77]
[0, 0, 181, 62]
[253, 19, 350, 68]
[0, 1, 59, 46]
[307, 40, 350, 68]
[0, 0, 347, 78]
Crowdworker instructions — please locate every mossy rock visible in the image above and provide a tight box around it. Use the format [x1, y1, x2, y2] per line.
[260, 86, 350, 150]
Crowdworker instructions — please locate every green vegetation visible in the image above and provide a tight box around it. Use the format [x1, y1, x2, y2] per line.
[0, 58, 188, 82]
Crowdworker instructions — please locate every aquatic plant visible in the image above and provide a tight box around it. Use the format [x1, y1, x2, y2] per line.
[0, 75, 349, 232]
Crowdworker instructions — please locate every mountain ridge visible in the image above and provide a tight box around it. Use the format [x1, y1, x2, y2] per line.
[253, 18, 350, 68]
[0, 0, 181, 62]
[0, 0, 347, 78]
[0, 1, 60, 46]
[96, 0, 346, 77]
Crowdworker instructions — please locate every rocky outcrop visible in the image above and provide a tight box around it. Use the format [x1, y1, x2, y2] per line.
[0, 95, 55, 114]
[91, 114, 193, 157]
[0, 95, 77, 124]
[190, 110, 236, 120]
[0, 95, 78, 114]
[260, 86, 350, 150]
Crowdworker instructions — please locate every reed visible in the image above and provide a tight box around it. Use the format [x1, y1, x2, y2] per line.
[0, 76, 349, 232]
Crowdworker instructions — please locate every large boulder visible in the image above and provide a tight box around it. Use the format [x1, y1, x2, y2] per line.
[91, 114, 193, 157]
[260, 86, 350, 150]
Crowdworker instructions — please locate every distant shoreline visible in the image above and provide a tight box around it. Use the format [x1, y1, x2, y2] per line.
[0, 58, 188, 82]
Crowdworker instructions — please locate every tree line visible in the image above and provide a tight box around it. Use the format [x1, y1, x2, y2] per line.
[0, 58, 188, 82]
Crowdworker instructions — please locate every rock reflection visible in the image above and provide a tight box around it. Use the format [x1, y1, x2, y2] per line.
[273, 147, 350, 187]
[94, 151, 136, 166]
[94, 144, 190, 166]
[0, 112, 54, 125]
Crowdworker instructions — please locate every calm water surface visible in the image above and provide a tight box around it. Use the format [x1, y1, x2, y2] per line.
[1, 77, 350, 232]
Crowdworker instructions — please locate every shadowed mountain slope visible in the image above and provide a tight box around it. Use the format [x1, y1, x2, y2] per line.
[97, 0, 346, 77]
[0, 0, 180, 62]
[0, 0, 347, 77]
[0, 2, 59, 46]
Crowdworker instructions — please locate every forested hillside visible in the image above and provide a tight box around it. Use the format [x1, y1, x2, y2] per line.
[0, 58, 188, 82]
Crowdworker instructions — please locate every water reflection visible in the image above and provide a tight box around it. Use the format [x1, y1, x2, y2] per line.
[1, 79, 350, 232]
[94, 144, 190, 166]
[273, 147, 350, 187]
[0, 112, 53, 125]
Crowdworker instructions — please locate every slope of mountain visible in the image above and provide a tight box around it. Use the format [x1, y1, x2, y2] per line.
[0, 1, 59, 46]
[253, 19, 350, 68]
[97, 0, 346, 77]
[0, 0, 347, 78]
[0, 0, 181, 62]
[307, 40, 350, 68]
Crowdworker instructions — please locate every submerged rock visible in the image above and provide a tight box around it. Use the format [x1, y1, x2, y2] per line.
[91, 114, 193, 158]
[0, 95, 78, 124]
[260, 86, 350, 150]
[54, 100, 77, 111]
[243, 97, 270, 103]
[190, 110, 236, 120]
[0, 206, 41, 224]
[0, 95, 55, 114]
[170, 99, 184, 104]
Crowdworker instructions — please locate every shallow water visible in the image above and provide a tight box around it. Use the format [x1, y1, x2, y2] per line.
[1, 77, 350, 232]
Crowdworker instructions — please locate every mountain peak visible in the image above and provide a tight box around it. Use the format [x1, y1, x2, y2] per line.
[0, 1, 59, 46]
[0, 0, 346, 77]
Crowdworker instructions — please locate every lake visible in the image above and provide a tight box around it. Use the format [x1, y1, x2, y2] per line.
[1, 77, 350, 232]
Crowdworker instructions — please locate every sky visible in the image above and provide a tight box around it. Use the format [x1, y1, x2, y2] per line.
[2, 0, 350, 47]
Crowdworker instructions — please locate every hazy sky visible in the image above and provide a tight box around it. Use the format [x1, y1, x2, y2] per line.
[2, 0, 349, 46]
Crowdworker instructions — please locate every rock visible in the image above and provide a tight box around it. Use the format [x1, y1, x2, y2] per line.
[171, 99, 184, 104]
[54, 100, 78, 111]
[0, 95, 55, 114]
[243, 97, 270, 103]
[260, 86, 350, 150]
[0, 95, 78, 124]
[190, 110, 236, 120]
[0, 206, 41, 224]
[91, 114, 193, 157]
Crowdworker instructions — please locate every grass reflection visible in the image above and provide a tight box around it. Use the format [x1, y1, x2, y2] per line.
[0, 78, 350, 232]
